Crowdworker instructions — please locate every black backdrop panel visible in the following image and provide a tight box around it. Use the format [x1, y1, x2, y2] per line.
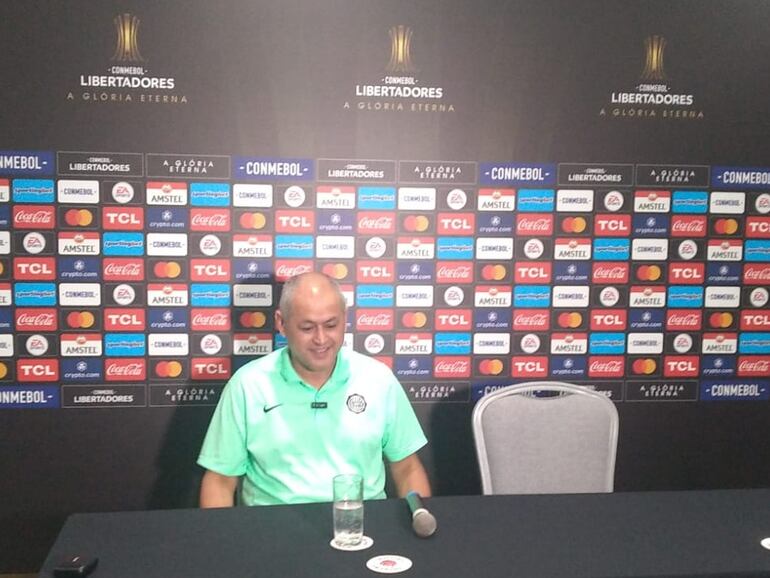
[1, 0, 770, 571]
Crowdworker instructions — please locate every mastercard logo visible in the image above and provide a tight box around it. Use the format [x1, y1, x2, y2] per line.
[0, 262, 4, 275]
[478, 359, 504, 375]
[155, 360, 183, 378]
[154, 261, 182, 279]
[403, 215, 430, 232]
[239, 212, 267, 229]
[713, 218, 739, 235]
[557, 312, 583, 329]
[0, 362, 8, 379]
[481, 264, 507, 281]
[239, 311, 267, 328]
[632, 358, 657, 375]
[560, 216, 588, 234]
[64, 208, 94, 227]
[709, 312, 733, 329]
[322, 263, 348, 280]
[401, 312, 428, 329]
[636, 265, 662, 282]
[66, 311, 96, 329]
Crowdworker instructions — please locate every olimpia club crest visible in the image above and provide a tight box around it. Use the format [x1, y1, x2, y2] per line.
[600, 35, 703, 120]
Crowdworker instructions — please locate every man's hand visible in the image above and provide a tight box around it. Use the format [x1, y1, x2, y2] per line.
[199, 470, 240, 508]
[389, 453, 431, 498]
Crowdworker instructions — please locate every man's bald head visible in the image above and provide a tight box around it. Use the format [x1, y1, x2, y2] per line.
[278, 272, 347, 320]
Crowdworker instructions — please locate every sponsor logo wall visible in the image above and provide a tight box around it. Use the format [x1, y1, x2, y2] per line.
[1, 151, 769, 408]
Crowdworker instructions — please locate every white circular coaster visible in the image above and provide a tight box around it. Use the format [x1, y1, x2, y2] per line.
[329, 535, 374, 551]
[366, 554, 413, 574]
[761, 537, 770, 550]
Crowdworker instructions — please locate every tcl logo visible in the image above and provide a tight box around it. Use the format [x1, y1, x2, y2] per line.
[663, 356, 699, 377]
[740, 311, 770, 330]
[102, 207, 144, 230]
[437, 213, 474, 235]
[514, 262, 552, 283]
[434, 309, 471, 330]
[275, 210, 314, 233]
[104, 308, 146, 331]
[14, 257, 56, 280]
[511, 357, 548, 377]
[357, 261, 395, 282]
[17, 359, 59, 381]
[668, 263, 704, 284]
[190, 259, 231, 281]
[191, 357, 231, 380]
[746, 217, 770, 238]
[590, 309, 627, 330]
[594, 214, 631, 236]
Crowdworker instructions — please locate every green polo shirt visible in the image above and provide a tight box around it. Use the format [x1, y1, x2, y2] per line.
[197, 346, 428, 506]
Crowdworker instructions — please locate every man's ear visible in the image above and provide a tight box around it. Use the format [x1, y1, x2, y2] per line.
[274, 310, 286, 336]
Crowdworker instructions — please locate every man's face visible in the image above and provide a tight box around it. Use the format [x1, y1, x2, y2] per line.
[276, 281, 346, 381]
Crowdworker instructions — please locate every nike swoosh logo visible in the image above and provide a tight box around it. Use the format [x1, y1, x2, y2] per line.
[263, 403, 283, 413]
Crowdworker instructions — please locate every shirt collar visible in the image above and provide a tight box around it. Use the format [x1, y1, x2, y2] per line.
[278, 346, 350, 391]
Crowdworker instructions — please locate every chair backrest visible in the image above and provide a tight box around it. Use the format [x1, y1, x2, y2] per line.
[472, 381, 619, 495]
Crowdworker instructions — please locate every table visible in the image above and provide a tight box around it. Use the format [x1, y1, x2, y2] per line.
[38, 489, 770, 577]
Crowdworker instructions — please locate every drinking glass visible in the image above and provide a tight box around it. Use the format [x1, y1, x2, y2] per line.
[332, 474, 364, 547]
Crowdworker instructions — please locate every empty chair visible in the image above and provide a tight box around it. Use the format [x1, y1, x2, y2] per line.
[472, 381, 619, 495]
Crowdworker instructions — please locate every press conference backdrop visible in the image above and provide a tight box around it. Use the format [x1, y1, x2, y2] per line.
[2, 0, 770, 571]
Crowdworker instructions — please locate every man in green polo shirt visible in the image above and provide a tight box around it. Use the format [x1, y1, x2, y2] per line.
[198, 272, 431, 506]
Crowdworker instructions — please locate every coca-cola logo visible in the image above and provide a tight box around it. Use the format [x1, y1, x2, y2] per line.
[14, 208, 54, 226]
[739, 360, 770, 373]
[104, 263, 143, 276]
[358, 216, 394, 230]
[437, 265, 472, 279]
[514, 313, 548, 327]
[589, 360, 624, 373]
[744, 266, 770, 281]
[668, 314, 700, 327]
[191, 214, 228, 227]
[17, 313, 55, 326]
[357, 313, 392, 327]
[594, 266, 627, 280]
[517, 217, 552, 233]
[275, 264, 313, 278]
[192, 313, 229, 327]
[672, 219, 705, 233]
[434, 360, 469, 373]
[106, 362, 145, 377]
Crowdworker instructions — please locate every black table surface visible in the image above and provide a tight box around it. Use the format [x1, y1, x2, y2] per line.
[38, 489, 770, 578]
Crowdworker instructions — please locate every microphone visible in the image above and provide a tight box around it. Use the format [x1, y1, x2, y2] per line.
[405, 491, 437, 538]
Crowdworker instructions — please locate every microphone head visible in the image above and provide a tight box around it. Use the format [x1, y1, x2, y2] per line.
[412, 510, 437, 538]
